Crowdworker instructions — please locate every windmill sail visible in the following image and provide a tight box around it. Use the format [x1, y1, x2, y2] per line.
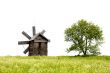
[40, 30, 45, 35]
[23, 46, 29, 54]
[32, 26, 36, 36]
[18, 41, 29, 45]
[22, 31, 31, 39]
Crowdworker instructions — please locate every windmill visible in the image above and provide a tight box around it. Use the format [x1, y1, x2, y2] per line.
[18, 26, 50, 56]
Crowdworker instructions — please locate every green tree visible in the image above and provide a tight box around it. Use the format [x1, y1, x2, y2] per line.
[65, 19, 103, 56]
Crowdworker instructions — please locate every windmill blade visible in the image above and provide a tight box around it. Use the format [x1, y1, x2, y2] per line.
[40, 30, 45, 35]
[18, 41, 29, 45]
[22, 31, 31, 39]
[23, 46, 29, 54]
[32, 26, 36, 36]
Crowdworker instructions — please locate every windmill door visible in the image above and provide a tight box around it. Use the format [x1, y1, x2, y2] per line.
[33, 42, 47, 55]
[40, 42, 47, 55]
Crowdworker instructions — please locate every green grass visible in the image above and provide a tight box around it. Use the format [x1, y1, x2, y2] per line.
[0, 56, 110, 73]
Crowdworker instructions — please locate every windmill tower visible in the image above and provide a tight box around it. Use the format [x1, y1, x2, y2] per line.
[18, 26, 50, 56]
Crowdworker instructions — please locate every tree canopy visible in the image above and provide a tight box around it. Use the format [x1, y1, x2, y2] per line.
[65, 19, 103, 56]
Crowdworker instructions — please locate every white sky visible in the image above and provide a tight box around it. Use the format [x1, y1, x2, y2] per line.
[0, 0, 110, 56]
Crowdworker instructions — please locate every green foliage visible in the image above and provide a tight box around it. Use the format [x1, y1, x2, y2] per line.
[0, 56, 110, 73]
[65, 19, 103, 56]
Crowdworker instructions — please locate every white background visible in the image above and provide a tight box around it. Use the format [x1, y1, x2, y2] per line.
[0, 0, 110, 56]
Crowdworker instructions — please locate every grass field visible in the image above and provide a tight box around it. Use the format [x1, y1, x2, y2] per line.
[0, 56, 110, 73]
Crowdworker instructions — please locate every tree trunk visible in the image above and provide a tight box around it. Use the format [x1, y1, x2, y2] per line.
[84, 51, 87, 56]
[83, 38, 88, 56]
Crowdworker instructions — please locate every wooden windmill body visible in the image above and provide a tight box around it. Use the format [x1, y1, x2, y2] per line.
[18, 26, 50, 56]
